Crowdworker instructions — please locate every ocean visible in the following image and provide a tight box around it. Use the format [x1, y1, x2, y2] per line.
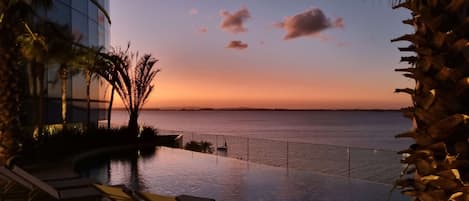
[79, 110, 413, 200]
[110, 110, 412, 151]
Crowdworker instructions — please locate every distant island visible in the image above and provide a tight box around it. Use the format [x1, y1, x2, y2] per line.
[112, 107, 400, 112]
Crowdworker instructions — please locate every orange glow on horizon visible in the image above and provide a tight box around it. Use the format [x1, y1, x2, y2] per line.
[108, 59, 411, 109]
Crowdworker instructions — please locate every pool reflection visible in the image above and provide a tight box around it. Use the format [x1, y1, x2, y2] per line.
[77, 147, 408, 201]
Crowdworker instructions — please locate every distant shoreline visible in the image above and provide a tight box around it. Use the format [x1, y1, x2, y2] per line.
[112, 108, 400, 112]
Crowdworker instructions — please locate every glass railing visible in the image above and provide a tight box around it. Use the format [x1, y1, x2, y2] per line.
[158, 129, 404, 185]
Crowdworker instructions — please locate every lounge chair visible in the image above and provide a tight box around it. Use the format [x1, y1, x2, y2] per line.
[46, 178, 96, 189]
[94, 184, 179, 201]
[175, 195, 215, 201]
[93, 184, 135, 201]
[136, 191, 176, 201]
[0, 165, 101, 201]
[0, 166, 37, 199]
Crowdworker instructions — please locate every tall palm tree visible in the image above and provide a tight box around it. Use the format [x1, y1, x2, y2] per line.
[17, 22, 48, 138]
[46, 26, 82, 125]
[95, 51, 121, 129]
[392, 1, 469, 200]
[18, 21, 71, 136]
[48, 26, 107, 127]
[101, 46, 160, 135]
[81, 46, 106, 126]
[0, 0, 53, 165]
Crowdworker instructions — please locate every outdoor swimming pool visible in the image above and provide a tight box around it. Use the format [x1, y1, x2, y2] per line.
[77, 146, 408, 201]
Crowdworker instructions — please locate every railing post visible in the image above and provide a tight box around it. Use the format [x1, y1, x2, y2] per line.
[347, 147, 351, 178]
[216, 135, 218, 154]
[247, 137, 250, 161]
[286, 139, 289, 171]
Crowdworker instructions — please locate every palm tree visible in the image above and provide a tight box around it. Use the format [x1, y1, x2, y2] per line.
[0, 0, 54, 165]
[95, 52, 121, 129]
[392, 1, 469, 200]
[0, 0, 111, 163]
[18, 21, 74, 135]
[47, 25, 108, 127]
[46, 26, 82, 125]
[81, 46, 106, 126]
[17, 22, 49, 138]
[101, 46, 160, 135]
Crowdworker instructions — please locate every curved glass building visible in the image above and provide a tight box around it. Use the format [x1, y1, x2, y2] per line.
[27, 0, 111, 126]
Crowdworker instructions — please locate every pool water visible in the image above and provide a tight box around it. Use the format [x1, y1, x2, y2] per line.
[77, 147, 408, 201]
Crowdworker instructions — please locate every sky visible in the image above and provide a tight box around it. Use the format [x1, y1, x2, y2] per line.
[109, 0, 414, 109]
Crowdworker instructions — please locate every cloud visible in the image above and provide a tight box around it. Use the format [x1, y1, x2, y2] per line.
[275, 8, 344, 40]
[220, 7, 251, 33]
[226, 40, 248, 50]
[336, 41, 349, 47]
[199, 27, 208, 33]
[189, 8, 199, 15]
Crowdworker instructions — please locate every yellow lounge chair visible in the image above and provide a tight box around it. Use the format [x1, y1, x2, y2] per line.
[137, 191, 176, 201]
[94, 184, 135, 201]
[94, 184, 178, 201]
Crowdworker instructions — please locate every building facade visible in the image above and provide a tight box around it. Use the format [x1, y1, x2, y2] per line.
[28, 0, 111, 126]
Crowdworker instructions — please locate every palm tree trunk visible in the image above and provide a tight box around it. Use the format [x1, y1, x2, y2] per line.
[60, 64, 68, 125]
[0, 47, 20, 164]
[128, 111, 139, 136]
[85, 70, 91, 127]
[37, 64, 45, 135]
[32, 63, 45, 138]
[107, 86, 115, 129]
[29, 62, 40, 137]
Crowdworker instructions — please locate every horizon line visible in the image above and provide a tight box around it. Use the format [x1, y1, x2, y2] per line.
[112, 107, 401, 111]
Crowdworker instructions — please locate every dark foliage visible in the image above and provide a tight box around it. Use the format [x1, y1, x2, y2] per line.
[184, 141, 213, 153]
[139, 126, 158, 142]
[20, 126, 161, 163]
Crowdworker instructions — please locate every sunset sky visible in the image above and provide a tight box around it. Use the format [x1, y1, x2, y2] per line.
[110, 0, 413, 109]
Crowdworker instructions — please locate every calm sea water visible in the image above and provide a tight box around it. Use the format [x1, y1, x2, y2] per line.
[78, 147, 408, 201]
[111, 110, 412, 151]
[81, 110, 413, 200]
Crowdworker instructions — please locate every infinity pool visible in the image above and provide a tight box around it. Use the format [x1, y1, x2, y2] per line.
[77, 147, 408, 201]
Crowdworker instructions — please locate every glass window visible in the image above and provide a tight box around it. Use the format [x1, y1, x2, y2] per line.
[57, 0, 70, 6]
[47, 1, 71, 26]
[99, 78, 110, 101]
[71, 0, 87, 14]
[89, 21, 99, 47]
[97, 10, 105, 27]
[47, 64, 61, 98]
[104, 0, 110, 15]
[71, 73, 87, 99]
[98, 26, 105, 47]
[67, 72, 73, 98]
[71, 10, 89, 46]
[88, 2, 98, 22]
[90, 78, 100, 100]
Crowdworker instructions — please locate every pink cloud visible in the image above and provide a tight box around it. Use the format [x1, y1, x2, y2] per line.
[226, 40, 248, 50]
[220, 7, 251, 33]
[276, 8, 344, 40]
[189, 8, 199, 15]
[336, 42, 349, 47]
[199, 27, 208, 33]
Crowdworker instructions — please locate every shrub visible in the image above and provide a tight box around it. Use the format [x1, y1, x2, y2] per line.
[184, 141, 213, 153]
[139, 126, 158, 142]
